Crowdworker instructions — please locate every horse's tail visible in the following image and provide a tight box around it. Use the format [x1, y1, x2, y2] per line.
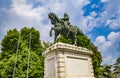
[75, 26, 84, 36]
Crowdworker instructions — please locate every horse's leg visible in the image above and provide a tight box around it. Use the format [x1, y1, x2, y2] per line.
[54, 32, 59, 43]
[49, 27, 54, 37]
[73, 28, 77, 46]
[72, 34, 77, 46]
[74, 35, 77, 46]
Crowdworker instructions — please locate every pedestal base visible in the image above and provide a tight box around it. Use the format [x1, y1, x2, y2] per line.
[42, 42, 94, 78]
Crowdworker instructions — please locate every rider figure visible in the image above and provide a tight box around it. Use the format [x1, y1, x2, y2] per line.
[60, 13, 70, 29]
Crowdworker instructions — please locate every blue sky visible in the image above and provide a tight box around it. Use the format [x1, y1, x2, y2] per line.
[0, 0, 120, 64]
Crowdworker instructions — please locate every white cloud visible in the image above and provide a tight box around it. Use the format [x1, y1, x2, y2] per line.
[103, 56, 116, 64]
[1, 0, 120, 41]
[0, 0, 91, 42]
[11, 0, 48, 23]
[95, 31, 120, 64]
[100, 0, 120, 29]
[71, 0, 90, 6]
[79, 11, 100, 33]
[0, 0, 50, 42]
[105, 17, 120, 29]
[92, 4, 99, 8]
[108, 32, 120, 42]
[105, 19, 113, 26]
[95, 36, 106, 45]
[101, 0, 108, 3]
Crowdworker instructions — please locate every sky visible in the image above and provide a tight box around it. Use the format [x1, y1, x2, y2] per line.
[0, 0, 120, 64]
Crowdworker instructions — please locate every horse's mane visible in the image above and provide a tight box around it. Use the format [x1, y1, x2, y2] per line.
[52, 13, 60, 22]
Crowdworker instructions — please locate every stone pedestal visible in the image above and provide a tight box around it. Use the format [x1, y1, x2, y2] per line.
[42, 42, 94, 78]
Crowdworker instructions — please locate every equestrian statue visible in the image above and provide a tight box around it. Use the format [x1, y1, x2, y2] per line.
[48, 12, 84, 45]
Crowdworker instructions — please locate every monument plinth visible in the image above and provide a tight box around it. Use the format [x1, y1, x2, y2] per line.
[42, 42, 94, 78]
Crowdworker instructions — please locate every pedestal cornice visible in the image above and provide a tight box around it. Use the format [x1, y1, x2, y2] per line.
[42, 42, 93, 56]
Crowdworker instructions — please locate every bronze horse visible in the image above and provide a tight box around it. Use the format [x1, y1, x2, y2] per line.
[48, 12, 83, 45]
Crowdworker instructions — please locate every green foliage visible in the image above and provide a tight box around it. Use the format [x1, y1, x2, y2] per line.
[0, 51, 44, 78]
[56, 30, 102, 78]
[99, 65, 116, 78]
[56, 35, 72, 44]
[77, 35, 91, 49]
[113, 57, 120, 77]
[21, 27, 43, 55]
[90, 43, 102, 78]
[0, 27, 44, 78]
[42, 41, 52, 50]
[1, 29, 19, 53]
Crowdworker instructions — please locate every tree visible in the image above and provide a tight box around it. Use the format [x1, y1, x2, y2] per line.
[1, 29, 19, 59]
[56, 31, 102, 78]
[101, 65, 115, 78]
[20, 27, 43, 55]
[0, 27, 44, 78]
[42, 41, 52, 50]
[113, 57, 120, 78]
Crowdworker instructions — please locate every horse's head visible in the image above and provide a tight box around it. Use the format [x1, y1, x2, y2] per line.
[48, 12, 59, 25]
[48, 13, 55, 24]
[48, 13, 53, 19]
